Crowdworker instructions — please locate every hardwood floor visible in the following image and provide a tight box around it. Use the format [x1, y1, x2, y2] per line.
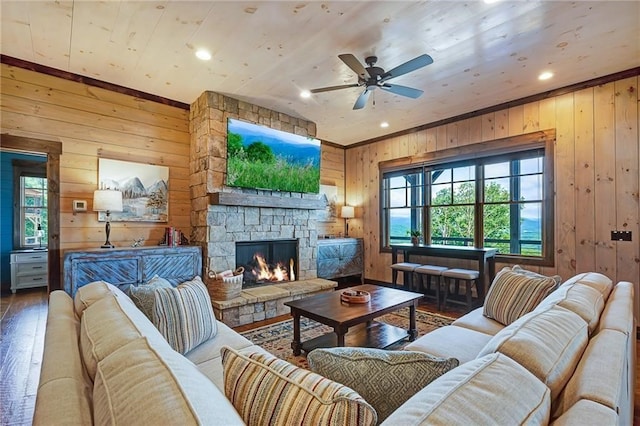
[0, 288, 47, 426]
[1, 287, 638, 425]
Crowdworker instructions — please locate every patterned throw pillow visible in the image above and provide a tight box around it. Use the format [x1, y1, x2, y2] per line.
[220, 346, 377, 426]
[483, 266, 561, 326]
[153, 276, 217, 354]
[127, 275, 172, 320]
[307, 347, 459, 422]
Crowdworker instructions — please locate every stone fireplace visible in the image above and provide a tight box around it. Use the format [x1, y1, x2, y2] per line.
[189, 91, 337, 326]
[235, 239, 299, 288]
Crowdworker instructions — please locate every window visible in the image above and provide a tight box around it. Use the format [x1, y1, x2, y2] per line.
[380, 132, 554, 265]
[13, 160, 47, 249]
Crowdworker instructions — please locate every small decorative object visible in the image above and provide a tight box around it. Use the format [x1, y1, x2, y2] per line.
[206, 267, 244, 301]
[340, 289, 371, 304]
[341, 205, 355, 237]
[408, 229, 422, 246]
[93, 189, 123, 248]
[131, 237, 144, 247]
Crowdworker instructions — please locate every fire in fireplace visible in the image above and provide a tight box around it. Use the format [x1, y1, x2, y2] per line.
[236, 239, 299, 288]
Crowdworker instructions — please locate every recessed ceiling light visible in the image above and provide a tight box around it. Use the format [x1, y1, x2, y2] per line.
[538, 71, 553, 81]
[195, 49, 212, 61]
[300, 90, 311, 99]
[380, 121, 389, 128]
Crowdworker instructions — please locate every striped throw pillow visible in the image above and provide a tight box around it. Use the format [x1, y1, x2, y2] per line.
[483, 266, 560, 326]
[221, 346, 377, 426]
[153, 276, 217, 354]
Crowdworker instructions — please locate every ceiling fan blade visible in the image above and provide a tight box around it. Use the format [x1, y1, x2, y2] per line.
[353, 89, 371, 110]
[380, 83, 424, 99]
[380, 54, 433, 82]
[338, 54, 367, 78]
[310, 83, 360, 94]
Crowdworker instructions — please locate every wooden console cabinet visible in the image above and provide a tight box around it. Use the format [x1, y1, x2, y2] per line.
[62, 245, 202, 296]
[10, 250, 48, 293]
[317, 238, 364, 283]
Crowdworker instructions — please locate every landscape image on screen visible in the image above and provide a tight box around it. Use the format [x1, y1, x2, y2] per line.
[226, 118, 321, 193]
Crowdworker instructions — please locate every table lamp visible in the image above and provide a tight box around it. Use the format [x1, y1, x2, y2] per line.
[93, 189, 123, 248]
[341, 205, 355, 237]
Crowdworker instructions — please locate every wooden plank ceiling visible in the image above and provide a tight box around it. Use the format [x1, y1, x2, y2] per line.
[1, 1, 638, 145]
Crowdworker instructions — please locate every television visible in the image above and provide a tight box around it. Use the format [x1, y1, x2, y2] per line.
[226, 118, 321, 194]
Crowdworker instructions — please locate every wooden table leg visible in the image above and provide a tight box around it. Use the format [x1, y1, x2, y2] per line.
[291, 311, 302, 355]
[408, 302, 418, 341]
[334, 326, 347, 347]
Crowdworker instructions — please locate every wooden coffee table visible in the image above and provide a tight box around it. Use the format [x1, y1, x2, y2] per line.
[284, 284, 423, 355]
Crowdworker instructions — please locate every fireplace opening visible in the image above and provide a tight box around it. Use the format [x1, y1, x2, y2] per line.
[236, 239, 298, 288]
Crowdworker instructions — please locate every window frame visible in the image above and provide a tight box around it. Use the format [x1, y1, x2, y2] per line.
[13, 160, 47, 250]
[379, 130, 555, 267]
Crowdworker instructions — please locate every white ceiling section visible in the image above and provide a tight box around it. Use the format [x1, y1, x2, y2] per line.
[1, 1, 639, 145]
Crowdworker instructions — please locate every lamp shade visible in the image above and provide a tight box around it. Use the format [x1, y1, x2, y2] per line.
[93, 190, 123, 212]
[340, 205, 355, 219]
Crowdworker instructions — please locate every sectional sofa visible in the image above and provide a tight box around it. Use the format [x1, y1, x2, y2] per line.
[33, 270, 634, 425]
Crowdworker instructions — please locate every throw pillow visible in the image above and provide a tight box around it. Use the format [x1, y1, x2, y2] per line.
[483, 266, 560, 326]
[127, 275, 172, 320]
[220, 346, 377, 426]
[307, 347, 459, 422]
[153, 276, 217, 354]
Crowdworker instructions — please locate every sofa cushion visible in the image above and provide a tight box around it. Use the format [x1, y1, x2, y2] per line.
[451, 307, 505, 335]
[221, 346, 377, 426]
[33, 291, 93, 426]
[153, 276, 218, 354]
[307, 347, 459, 422]
[185, 320, 262, 390]
[560, 272, 613, 300]
[536, 279, 605, 335]
[477, 304, 588, 402]
[598, 281, 634, 334]
[80, 291, 173, 381]
[93, 338, 245, 425]
[483, 266, 560, 326]
[381, 353, 550, 425]
[550, 399, 618, 425]
[74, 280, 131, 317]
[127, 275, 172, 320]
[405, 325, 493, 364]
[553, 329, 627, 418]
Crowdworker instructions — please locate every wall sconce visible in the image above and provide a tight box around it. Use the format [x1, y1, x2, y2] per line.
[340, 205, 355, 237]
[93, 190, 123, 248]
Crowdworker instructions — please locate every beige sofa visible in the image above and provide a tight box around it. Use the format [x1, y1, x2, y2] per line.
[34, 272, 634, 425]
[389, 272, 636, 425]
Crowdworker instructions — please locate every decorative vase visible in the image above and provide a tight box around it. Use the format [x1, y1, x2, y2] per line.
[411, 236, 420, 246]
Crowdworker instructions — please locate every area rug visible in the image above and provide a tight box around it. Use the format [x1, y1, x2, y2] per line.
[239, 308, 455, 368]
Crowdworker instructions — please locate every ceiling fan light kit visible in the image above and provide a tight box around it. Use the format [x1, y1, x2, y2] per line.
[310, 53, 434, 110]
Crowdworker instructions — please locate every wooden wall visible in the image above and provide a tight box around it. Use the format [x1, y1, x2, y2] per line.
[317, 143, 346, 238]
[346, 76, 639, 312]
[0, 63, 346, 272]
[1, 63, 191, 252]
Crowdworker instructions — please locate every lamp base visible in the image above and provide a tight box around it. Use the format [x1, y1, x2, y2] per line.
[101, 244, 115, 249]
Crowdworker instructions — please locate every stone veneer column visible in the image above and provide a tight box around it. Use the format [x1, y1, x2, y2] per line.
[189, 91, 319, 280]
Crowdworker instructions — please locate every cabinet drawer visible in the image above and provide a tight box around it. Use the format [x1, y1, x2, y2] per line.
[13, 274, 47, 288]
[12, 252, 48, 263]
[14, 262, 47, 276]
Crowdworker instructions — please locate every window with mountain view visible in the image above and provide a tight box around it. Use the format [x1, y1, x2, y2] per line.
[380, 134, 554, 266]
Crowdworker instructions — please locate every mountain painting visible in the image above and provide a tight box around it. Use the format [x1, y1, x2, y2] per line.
[98, 158, 169, 222]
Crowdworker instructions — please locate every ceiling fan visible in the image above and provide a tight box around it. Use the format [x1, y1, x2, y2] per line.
[310, 53, 433, 110]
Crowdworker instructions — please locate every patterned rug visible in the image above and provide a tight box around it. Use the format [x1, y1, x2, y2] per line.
[239, 308, 454, 368]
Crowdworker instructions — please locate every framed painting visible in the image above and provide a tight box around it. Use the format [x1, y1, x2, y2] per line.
[98, 158, 169, 222]
[318, 184, 338, 222]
